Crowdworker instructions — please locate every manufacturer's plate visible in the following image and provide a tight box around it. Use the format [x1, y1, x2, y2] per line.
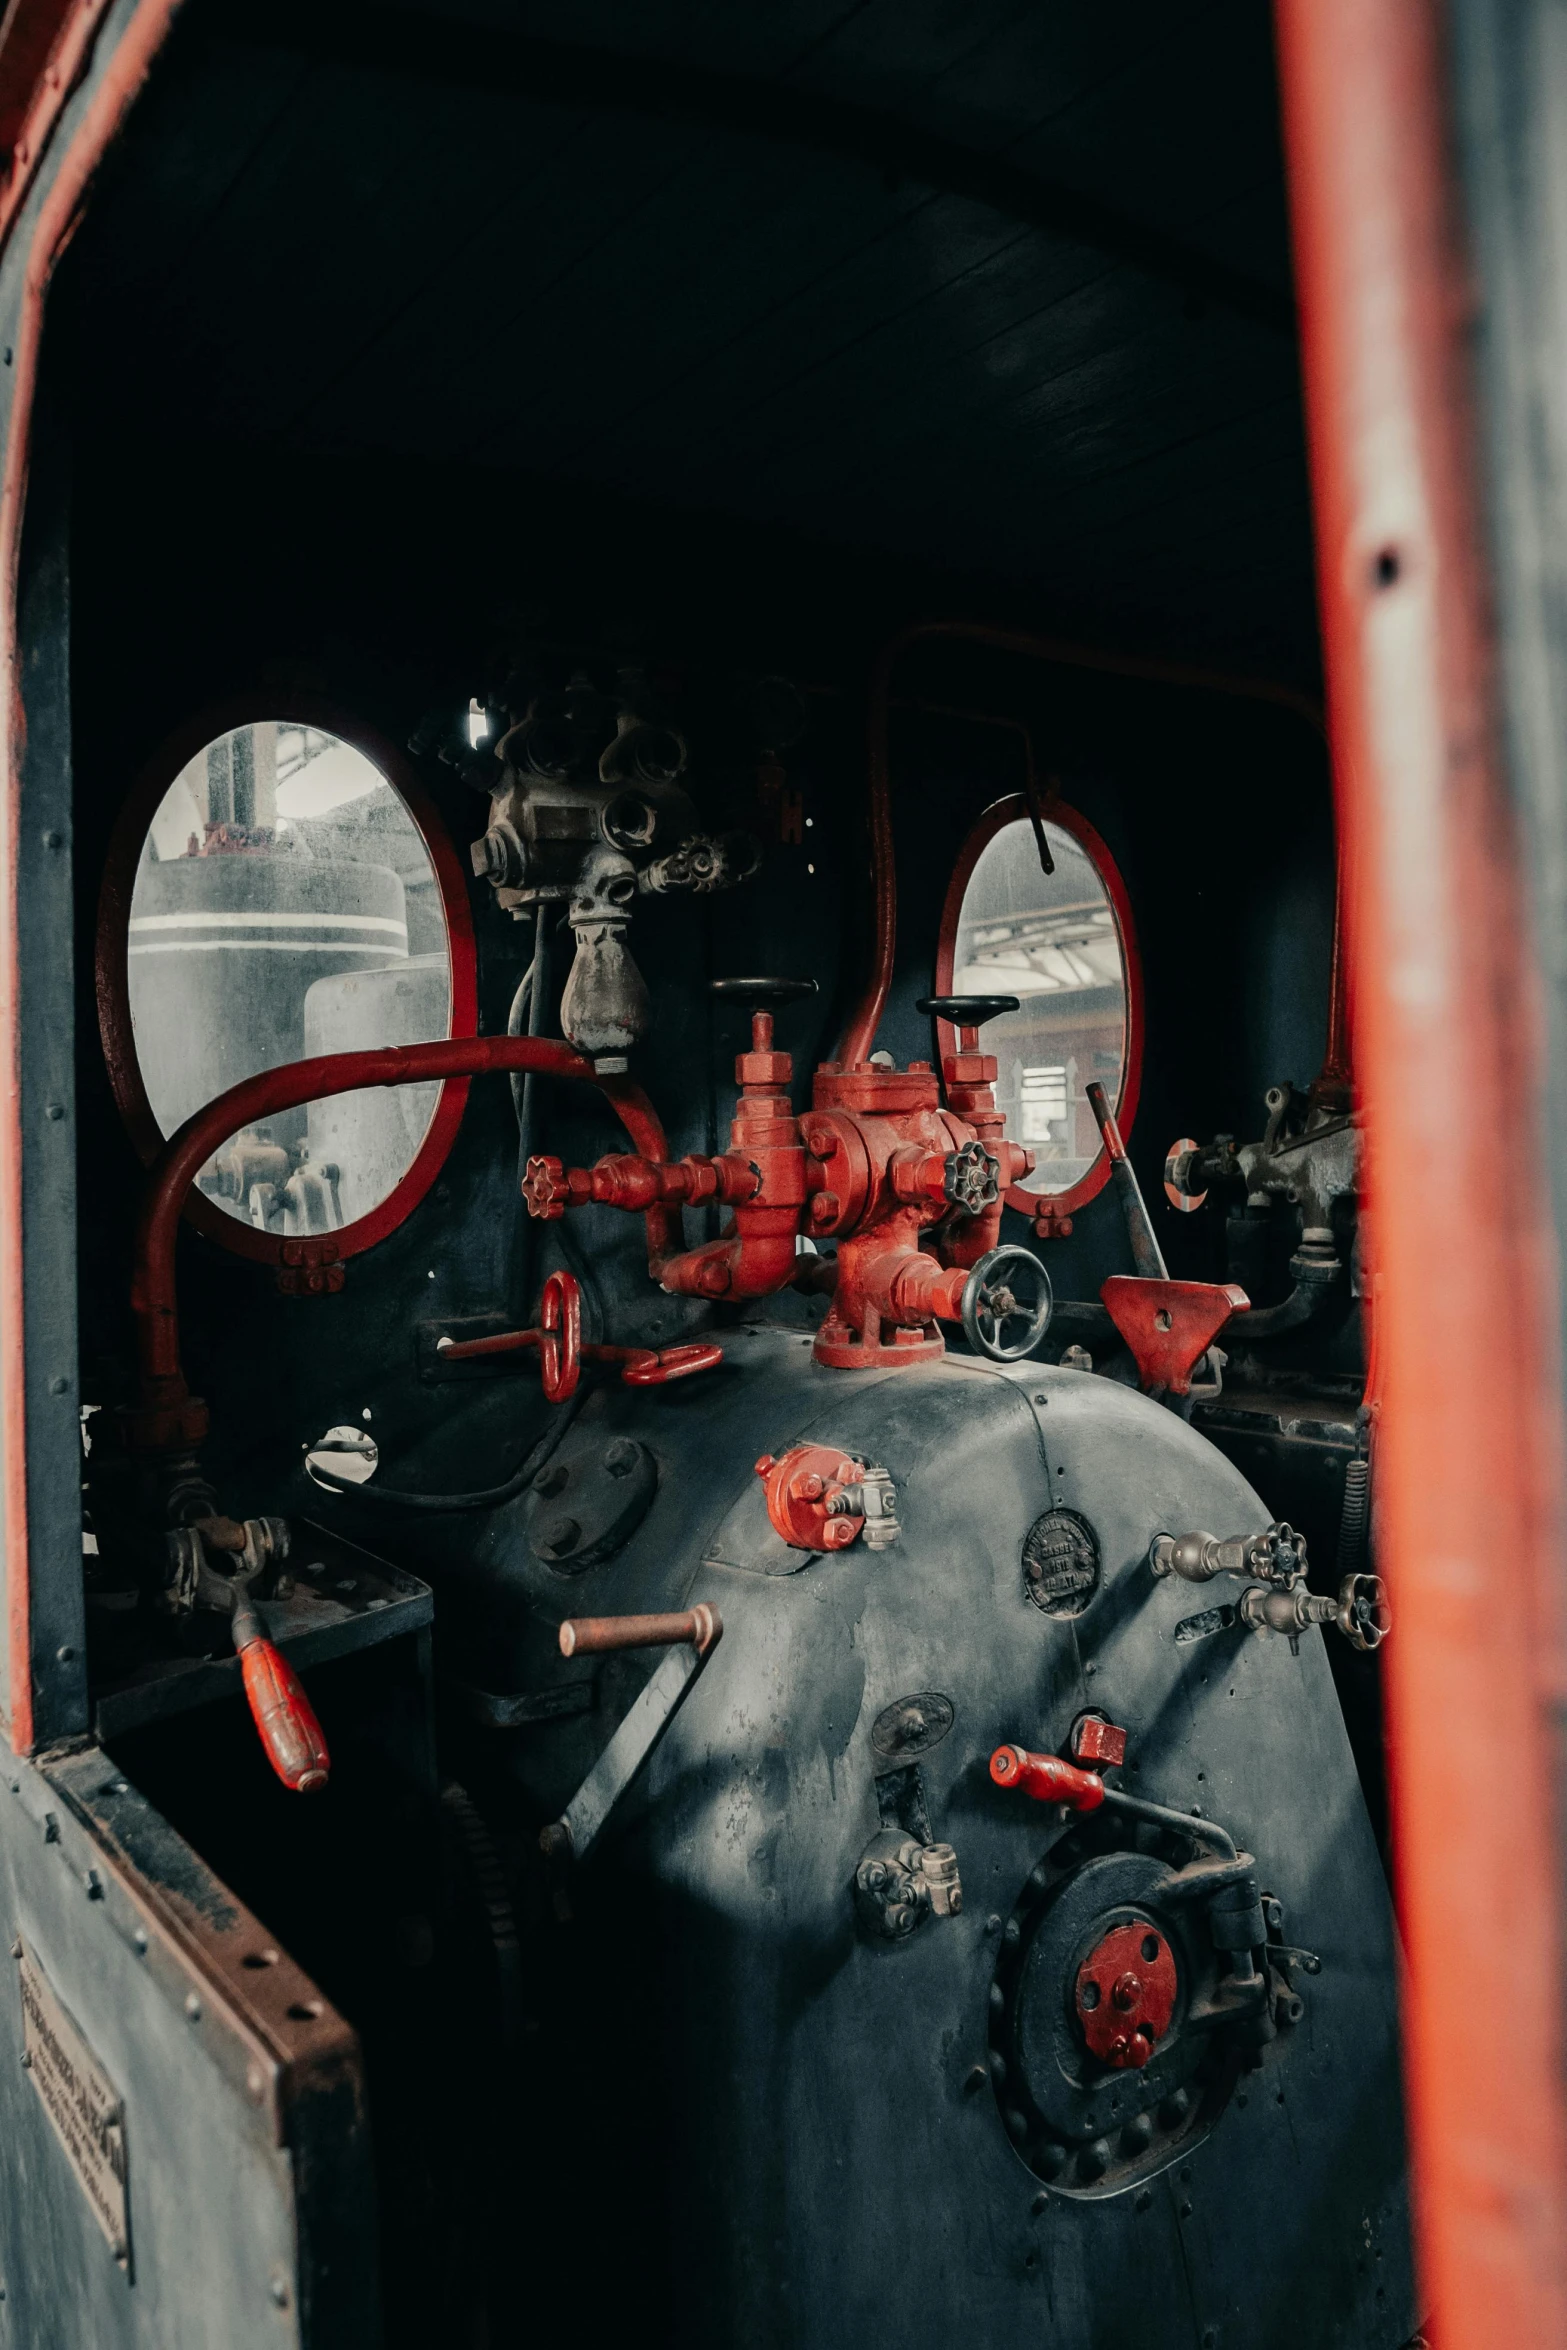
[17, 1936, 130, 2263]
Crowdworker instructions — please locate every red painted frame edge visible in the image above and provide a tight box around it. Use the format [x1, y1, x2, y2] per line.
[932, 793, 1144, 1216]
[95, 697, 480, 1266]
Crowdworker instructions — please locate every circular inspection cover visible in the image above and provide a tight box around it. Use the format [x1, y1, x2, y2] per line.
[871, 1692, 955, 1763]
[1022, 1509, 1100, 1616]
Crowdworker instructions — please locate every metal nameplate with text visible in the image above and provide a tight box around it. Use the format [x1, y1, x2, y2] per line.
[17, 1936, 131, 2264]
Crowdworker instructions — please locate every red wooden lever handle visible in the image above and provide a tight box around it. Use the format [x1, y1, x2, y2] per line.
[235, 1627, 331, 1794]
[990, 1744, 1105, 1811]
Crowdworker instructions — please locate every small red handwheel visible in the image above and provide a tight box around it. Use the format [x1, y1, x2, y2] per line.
[539, 1269, 583, 1402]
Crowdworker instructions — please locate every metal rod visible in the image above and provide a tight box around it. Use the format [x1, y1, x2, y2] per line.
[1086, 1079, 1168, 1279]
[559, 1607, 721, 1659]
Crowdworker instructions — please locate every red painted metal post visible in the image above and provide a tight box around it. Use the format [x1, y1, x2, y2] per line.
[1275, 3, 1567, 2340]
[0, 0, 190, 1752]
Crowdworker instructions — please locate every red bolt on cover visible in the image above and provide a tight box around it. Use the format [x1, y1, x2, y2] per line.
[1071, 1716, 1129, 1769]
[1075, 1921, 1176, 2070]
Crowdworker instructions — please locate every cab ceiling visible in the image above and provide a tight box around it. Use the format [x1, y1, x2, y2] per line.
[62, 0, 1313, 678]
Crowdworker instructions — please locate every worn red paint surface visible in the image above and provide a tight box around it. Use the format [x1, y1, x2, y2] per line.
[1276, 0, 1567, 2338]
[0, 0, 191, 1752]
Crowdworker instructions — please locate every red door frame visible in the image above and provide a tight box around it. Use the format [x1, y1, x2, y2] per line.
[0, 0, 188, 1753]
[1276, 1, 1567, 2338]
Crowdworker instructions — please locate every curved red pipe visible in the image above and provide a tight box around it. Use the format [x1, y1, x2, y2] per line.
[131, 1036, 673, 1401]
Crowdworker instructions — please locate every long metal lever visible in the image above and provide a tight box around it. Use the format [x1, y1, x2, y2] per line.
[1086, 1080, 1168, 1279]
[540, 1607, 722, 1862]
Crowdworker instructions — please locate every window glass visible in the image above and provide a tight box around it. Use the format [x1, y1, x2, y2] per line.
[952, 815, 1129, 1195]
[128, 722, 451, 1231]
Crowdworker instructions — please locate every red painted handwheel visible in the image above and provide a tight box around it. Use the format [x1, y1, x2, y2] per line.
[539, 1269, 583, 1402]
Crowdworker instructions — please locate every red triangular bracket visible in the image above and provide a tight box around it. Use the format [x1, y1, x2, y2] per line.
[1100, 1276, 1250, 1396]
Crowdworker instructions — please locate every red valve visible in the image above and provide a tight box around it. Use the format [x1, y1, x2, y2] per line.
[989, 1743, 1105, 1811]
[233, 1606, 330, 1794]
[539, 1269, 582, 1402]
[755, 1443, 866, 1550]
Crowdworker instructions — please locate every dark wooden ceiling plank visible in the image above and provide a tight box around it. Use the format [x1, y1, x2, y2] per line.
[214, 0, 1293, 334]
[276, 119, 914, 461]
[70, 37, 317, 311]
[458, 180, 1050, 469]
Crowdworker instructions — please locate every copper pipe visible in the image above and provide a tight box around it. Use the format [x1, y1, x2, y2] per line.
[559, 1607, 720, 1657]
[1276, 1, 1567, 2340]
[840, 620, 1326, 1069]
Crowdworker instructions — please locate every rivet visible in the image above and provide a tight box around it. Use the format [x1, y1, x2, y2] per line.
[246, 2064, 266, 2102]
[8, 1940, 19, 1960]
[962, 2063, 989, 2098]
[40, 828, 60, 848]
[985, 1912, 1002, 1935]
[56, 1643, 74, 1663]
[1029, 2190, 1050, 2216]
[44, 1103, 63, 1122]
[48, 1376, 67, 1395]
[184, 1992, 202, 2022]
[269, 2274, 290, 2308]
[82, 1869, 102, 1899]
[132, 1928, 148, 1956]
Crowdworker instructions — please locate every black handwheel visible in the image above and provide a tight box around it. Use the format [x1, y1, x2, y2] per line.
[959, 1245, 1053, 1362]
[710, 977, 819, 1006]
[1336, 1572, 1391, 1653]
[916, 994, 1020, 1025]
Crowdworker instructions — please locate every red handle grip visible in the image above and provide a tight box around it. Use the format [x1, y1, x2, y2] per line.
[238, 1633, 331, 1794]
[990, 1744, 1104, 1810]
[540, 1269, 582, 1402]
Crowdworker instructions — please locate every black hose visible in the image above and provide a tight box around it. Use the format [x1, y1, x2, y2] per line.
[308, 1379, 591, 1513]
[1235, 1258, 1341, 1338]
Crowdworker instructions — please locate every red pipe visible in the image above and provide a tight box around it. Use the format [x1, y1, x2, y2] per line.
[839, 619, 1327, 1070]
[130, 1036, 673, 1410]
[1276, 3, 1567, 2342]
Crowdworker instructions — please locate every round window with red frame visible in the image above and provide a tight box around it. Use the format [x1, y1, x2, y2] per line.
[936, 797, 1142, 1217]
[99, 711, 478, 1262]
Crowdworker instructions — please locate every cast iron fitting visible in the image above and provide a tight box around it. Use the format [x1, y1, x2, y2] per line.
[1149, 1522, 1306, 1587]
[1239, 1582, 1339, 1637]
[942, 1138, 1002, 1214]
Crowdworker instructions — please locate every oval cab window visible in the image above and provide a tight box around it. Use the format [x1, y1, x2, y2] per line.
[939, 800, 1141, 1209]
[102, 715, 477, 1259]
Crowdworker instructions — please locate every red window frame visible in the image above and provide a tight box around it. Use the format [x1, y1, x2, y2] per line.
[94, 699, 480, 1266]
[933, 793, 1143, 1217]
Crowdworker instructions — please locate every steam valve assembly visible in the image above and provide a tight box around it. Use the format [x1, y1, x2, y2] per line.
[525, 982, 1052, 1369]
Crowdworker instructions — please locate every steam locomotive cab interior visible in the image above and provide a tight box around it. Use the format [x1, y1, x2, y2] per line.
[0, 7, 1416, 2347]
